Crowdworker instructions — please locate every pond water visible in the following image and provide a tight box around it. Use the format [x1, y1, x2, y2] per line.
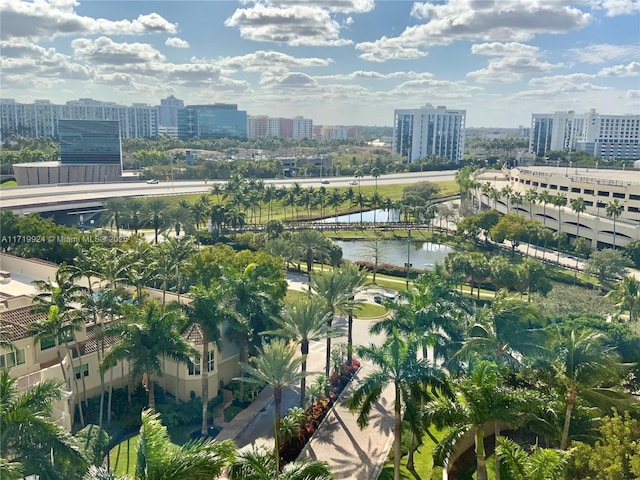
[320, 209, 400, 223]
[333, 239, 454, 270]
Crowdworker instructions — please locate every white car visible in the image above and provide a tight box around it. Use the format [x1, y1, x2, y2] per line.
[349, 180, 358, 185]
[146, 179, 159, 184]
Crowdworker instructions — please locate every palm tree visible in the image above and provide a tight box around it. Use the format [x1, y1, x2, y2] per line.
[327, 189, 344, 224]
[228, 447, 332, 480]
[370, 166, 381, 192]
[265, 296, 333, 407]
[337, 263, 369, 366]
[511, 191, 523, 215]
[143, 198, 167, 244]
[0, 369, 86, 479]
[553, 193, 568, 249]
[184, 285, 233, 436]
[311, 266, 363, 376]
[346, 331, 448, 480]
[605, 275, 640, 322]
[85, 409, 236, 480]
[570, 196, 586, 275]
[101, 302, 197, 411]
[495, 437, 569, 480]
[606, 199, 624, 248]
[191, 193, 210, 230]
[294, 230, 330, 282]
[524, 189, 538, 221]
[457, 291, 547, 369]
[102, 198, 126, 236]
[210, 183, 224, 204]
[424, 361, 537, 480]
[500, 185, 514, 213]
[538, 190, 552, 227]
[238, 339, 307, 475]
[135, 409, 235, 479]
[263, 184, 278, 222]
[555, 329, 621, 450]
[166, 200, 195, 237]
[123, 198, 145, 235]
[29, 268, 89, 422]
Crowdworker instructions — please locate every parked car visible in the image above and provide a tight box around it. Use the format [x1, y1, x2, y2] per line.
[146, 179, 159, 184]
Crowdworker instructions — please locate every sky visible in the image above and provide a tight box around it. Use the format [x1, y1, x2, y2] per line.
[1, 0, 639, 127]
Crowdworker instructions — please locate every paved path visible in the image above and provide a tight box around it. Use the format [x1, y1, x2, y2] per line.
[297, 361, 395, 480]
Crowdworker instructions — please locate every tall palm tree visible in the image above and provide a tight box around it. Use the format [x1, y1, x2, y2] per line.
[327, 189, 344, 224]
[336, 263, 368, 366]
[102, 198, 126, 236]
[570, 196, 586, 275]
[123, 198, 145, 235]
[210, 183, 224, 204]
[238, 339, 307, 476]
[294, 230, 330, 282]
[555, 329, 621, 450]
[0, 369, 86, 479]
[191, 194, 210, 230]
[228, 447, 332, 480]
[524, 189, 538, 221]
[29, 268, 89, 422]
[553, 193, 568, 248]
[143, 198, 167, 244]
[605, 275, 640, 322]
[265, 296, 333, 407]
[511, 191, 524, 215]
[263, 185, 278, 222]
[311, 266, 362, 376]
[500, 185, 514, 213]
[346, 331, 448, 480]
[101, 302, 196, 411]
[606, 199, 624, 248]
[424, 361, 537, 480]
[184, 285, 233, 436]
[538, 190, 552, 227]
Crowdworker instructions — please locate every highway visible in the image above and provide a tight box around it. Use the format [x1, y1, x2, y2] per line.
[0, 171, 456, 214]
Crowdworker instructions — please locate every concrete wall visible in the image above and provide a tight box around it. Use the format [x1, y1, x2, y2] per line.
[13, 163, 122, 186]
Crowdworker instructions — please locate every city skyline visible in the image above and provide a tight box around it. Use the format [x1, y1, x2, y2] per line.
[1, 0, 638, 128]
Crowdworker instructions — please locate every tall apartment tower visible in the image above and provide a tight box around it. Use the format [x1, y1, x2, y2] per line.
[392, 104, 466, 163]
[158, 95, 184, 128]
[529, 110, 640, 160]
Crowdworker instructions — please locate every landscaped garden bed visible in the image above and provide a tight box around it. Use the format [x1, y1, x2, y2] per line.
[280, 358, 361, 464]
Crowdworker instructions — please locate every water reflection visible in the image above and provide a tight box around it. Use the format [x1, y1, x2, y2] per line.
[320, 209, 400, 223]
[333, 239, 453, 270]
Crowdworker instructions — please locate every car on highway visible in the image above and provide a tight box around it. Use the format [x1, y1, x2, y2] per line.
[320, 180, 330, 184]
[349, 180, 358, 185]
[146, 179, 159, 184]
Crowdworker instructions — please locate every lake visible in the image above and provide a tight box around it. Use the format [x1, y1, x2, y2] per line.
[333, 239, 454, 270]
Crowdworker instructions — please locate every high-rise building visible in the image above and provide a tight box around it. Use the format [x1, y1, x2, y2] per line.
[392, 104, 466, 163]
[158, 95, 184, 129]
[292, 116, 313, 140]
[58, 120, 122, 165]
[247, 115, 312, 140]
[529, 110, 640, 160]
[182, 103, 247, 139]
[0, 98, 158, 140]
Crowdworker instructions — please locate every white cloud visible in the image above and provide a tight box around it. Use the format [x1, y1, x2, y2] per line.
[225, 4, 351, 46]
[570, 43, 640, 64]
[357, 0, 591, 62]
[467, 42, 563, 83]
[165, 37, 190, 49]
[216, 50, 332, 72]
[356, 36, 428, 62]
[72, 37, 166, 66]
[588, 0, 640, 16]
[0, 0, 177, 40]
[627, 90, 640, 99]
[597, 61, 640, 77]
[263, 0, 374, 14]
[0, 40, 93, 79]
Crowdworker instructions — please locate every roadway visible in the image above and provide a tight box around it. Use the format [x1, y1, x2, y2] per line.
[0, 171, 455, 214]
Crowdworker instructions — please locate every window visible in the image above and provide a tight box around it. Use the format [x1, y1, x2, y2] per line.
[58, 326, 74, 344]
[41, 335, 55, 350]
[188, 357, 201, 376]
[571, 187, 580, 193]
[0, 349, 26, 368]
[207, 350, 215, 373]
[598, 191, 610, 197]
[584, 189, 594, 195]
[74, 364, 89, 380]
[612, 192, 625, 199]
[560, 186, 568, 192]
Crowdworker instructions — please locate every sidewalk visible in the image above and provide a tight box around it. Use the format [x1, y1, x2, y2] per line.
[297, 361, 395, 480]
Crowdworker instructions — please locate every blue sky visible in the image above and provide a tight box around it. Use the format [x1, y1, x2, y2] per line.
[1, 0, 638, 127]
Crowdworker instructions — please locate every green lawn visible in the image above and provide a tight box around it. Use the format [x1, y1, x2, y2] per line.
[224, 405, 244, 423]
[355, 302, 388, 318]
[377, 428, 446, 480]
[109, 434, 139, 476]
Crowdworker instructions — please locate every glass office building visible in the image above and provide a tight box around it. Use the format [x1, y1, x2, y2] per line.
[58, 120, 122, 165]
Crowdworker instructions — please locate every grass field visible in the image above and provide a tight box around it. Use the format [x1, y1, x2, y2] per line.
[378, 428, 446, 480]
[109, 434, 139, 476]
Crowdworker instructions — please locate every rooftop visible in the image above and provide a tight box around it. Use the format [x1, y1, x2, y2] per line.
[513, 166, 640, 186]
